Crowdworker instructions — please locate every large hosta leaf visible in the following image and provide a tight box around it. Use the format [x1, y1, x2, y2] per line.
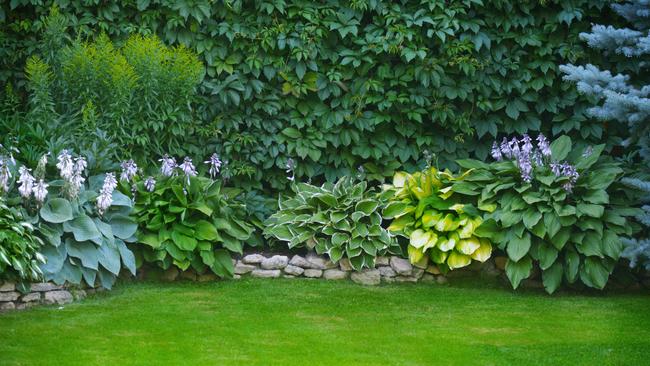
[109, 214, 138, 240]
[66, 215, 101, 242]
[505, 256, 532, 289]
[40, 198, 73, 223]
[66, 240, 99, 270]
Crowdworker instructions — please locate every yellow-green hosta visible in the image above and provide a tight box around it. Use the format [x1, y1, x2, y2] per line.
[384, 167, 494, 272]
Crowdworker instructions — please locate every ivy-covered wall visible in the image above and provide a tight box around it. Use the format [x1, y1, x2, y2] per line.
[1, 0, 616, 191]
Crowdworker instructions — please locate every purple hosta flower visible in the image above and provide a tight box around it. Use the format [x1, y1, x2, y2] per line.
[516, 153, 533, 183]
[74, 156, 87, 176]
[159, 154, 177, 177]
[33, 179, 48, 204]
[520, 134, 533, 156]
[490, 142, 503, 161]
[550, 162, 562, 176]
[582, 146, 593, 157]
[0, 158, 12, 193]
[56, 150, 74, 179]
[286, 158, 296, 182]
[560, 163, 580, 192]
[120, 160, 138, 182]
[205, 153, 222, 179]
[17, 166, 35, 199]
[500, 137, 513, 159]
[531, 150, 543, 167]
[144, 176, 156, 192]
[509, 137, 521, 158]
[96, 173, 117, 216]
[179, 157, 197, 185]
[536, 134, 551, 157]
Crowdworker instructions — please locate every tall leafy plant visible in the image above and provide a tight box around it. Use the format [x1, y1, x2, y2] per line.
[0, 149, 138, 289]
[459, 135, 635, 293]
[123, 157, 253, 277]
[0, 199, 45, 284]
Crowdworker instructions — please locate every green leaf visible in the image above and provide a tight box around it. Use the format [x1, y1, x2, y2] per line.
[211, 249, 234, 277]
[195, 220, 219, 241]
[577, 203, 604, 218]
[507, 232, 531, 262]
[543, 212, 561, 238]
[67, 215, 102, 242]
[505, 256, 532, 289]
[109, 214, 138, 240]
[383, 202, 412, 219]
[355, 199, 379, 215]
[582, 257, 610, 289]
[537, 243, 558, 270]
[542, 261, 563, 294]
[564, 248, 580, 283]
[171, 231, 198, 251]
[66, 240, 99, 270]
[550, 135, 572, 161]
[522, 209, 542, 229]
[281, 127, 301, 139]
[40, 198, 73, 223]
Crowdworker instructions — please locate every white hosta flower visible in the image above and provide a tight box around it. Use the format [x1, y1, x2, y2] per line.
[179, 157, 197, 186]
[56, 150, 74, 179]
[159, 154, 177, 177]
[73, 156, 87, 176]
[144, 176, 156, 192]
[97, 173, 117, 215]
[0, 160, 12, 193]
[120, 160, 138, 182]
[33, 179, 49, 204]
[17, 166, 35, 199]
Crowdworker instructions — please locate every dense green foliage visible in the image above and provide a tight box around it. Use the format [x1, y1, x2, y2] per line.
[0, 199, 45, 283]
[264, 177, 400, 269]
[458, 135, 637, 293]
[383, 168, 493, 271]
[1, 280, 650, 365]
[126, 171, 253, 277]
[2, 8, 203, 167]
[0, 0, 619, 190]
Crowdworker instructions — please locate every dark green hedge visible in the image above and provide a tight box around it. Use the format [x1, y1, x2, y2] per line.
[1, 0, 616, 191]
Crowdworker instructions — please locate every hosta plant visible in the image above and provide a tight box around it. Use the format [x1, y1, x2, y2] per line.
[0, 199, 45, 284]
[458, 134, 635, 293]
[6, 150, 138, 289]
[123, 156, 253, 277]
[383, 167, 494, 272]
[264, 176, 400, 270]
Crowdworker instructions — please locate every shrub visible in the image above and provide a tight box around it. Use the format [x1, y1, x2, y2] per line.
[0, 199, 45, 284]
[383, 168, 494, 272]
[264, 176, 400, 270]
[458, 134, 636, 293]
[0, 150, 138, 289]
[123, 157, 253, 277]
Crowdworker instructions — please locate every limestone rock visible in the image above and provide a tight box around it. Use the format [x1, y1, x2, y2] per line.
[339, 258, 353, 271]
[395, 276, 419, 283]
[421, 274, 435, 282]
[304, 269, 323, 278]
[390, 257, 413, 276]
[251, 269, 281, 278]
[375, 256, 390, 266]
[162, 267, 179, 281]
[378, 266, 396, 278]
[260, 255, 289, 270]
[323, 269, 349, 280]
[0, 291, 19, 302]
[0, 302, 16, 310]
[21, 293, 41, 302]
[30, 283, 62, 292]
[283, 265, 304, 276]
[0, 282, 15, 292]
[425, 265, 441, 275]
[242, 254, 266, 264]
[351, 269, 381, 285]
[306, 252, 337, 269]
[412, 268, 424, 279]
[289, 255, 316, 269]
[234, 262, 257, 275]
[283, 275, 296, 279]
[44, 290, 73, 305]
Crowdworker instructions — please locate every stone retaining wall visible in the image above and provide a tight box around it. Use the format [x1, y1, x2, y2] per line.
[0, 282, 90, 311]
[3, 251, 647, 312]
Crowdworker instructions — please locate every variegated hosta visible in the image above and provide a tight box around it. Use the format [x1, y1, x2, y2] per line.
[264, 177, 401, 270]
[383, 168, 494, 272]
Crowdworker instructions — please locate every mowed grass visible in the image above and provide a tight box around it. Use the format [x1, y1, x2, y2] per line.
[1, 277, 649, 366]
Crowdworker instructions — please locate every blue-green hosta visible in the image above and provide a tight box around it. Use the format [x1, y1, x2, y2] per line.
[7, 151, 138, 289]
[125, 157, 253, 278]
[264, 177, 401, 270]
[458, 135, 637, 293]
[0, 199, 45, 284]
[383, 167, 494, 272]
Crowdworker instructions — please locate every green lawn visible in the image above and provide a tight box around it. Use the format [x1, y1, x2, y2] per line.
[1, 278, 649, 366]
